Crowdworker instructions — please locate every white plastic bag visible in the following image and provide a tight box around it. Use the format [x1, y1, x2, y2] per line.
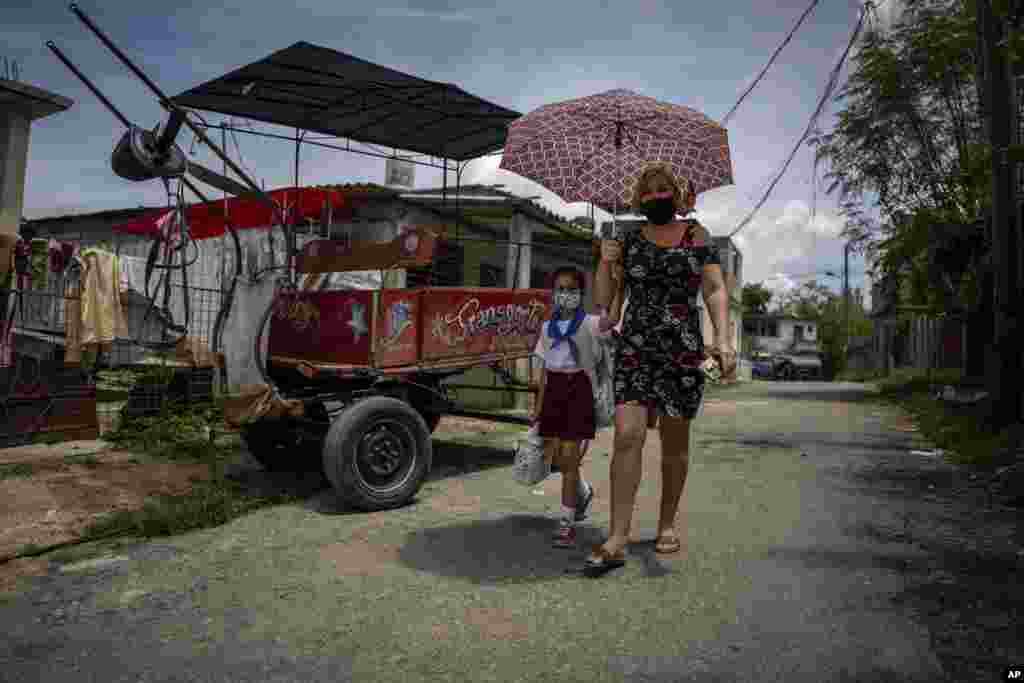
[512, 424, 550, 486]
[592, 334, 617, 430]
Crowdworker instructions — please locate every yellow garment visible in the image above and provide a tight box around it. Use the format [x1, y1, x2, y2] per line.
[64, 295, 83, 365]
[78, 248, 128, 348]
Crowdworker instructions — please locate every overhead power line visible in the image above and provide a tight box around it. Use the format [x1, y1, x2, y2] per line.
[721, 0, 823, 127]
[727, 4, 869, 240]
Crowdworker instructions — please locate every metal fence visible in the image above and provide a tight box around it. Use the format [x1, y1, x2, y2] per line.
[2, 269, 222, 443]
[906, 314, 965, 372]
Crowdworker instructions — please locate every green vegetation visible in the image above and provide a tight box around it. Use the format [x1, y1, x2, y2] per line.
[103, 398, 234, 461]
[11, 397, 310, 558]
[0, 463, 35, 479]
[858, 367, 1019, 467]
[81, 478, 303, 540]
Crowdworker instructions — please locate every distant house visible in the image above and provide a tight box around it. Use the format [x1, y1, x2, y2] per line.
[743, 313, 819, 356]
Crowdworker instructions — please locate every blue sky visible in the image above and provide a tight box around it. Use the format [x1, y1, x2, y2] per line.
[7, 0, 904, 308]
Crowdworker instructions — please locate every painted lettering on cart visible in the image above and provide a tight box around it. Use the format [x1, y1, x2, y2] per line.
[379, 300, 414, 351]
[434, 298, 546, 345]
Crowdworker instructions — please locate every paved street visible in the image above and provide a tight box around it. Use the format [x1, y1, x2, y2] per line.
[2, 380, 1018, 682]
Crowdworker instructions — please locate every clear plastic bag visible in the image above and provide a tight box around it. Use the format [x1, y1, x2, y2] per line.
[592, 335, 616, 430]
[511, 425, 550, 486]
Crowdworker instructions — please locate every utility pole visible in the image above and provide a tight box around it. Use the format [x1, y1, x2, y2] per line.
[981, 0, 1023, 428]
[843, 240, 851, 355]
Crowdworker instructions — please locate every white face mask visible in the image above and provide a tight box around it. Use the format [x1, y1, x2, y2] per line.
[553, 288, 582, 310]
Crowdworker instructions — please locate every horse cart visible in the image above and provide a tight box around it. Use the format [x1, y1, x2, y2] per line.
[49, 5, 548, 509]
[233, 228, 552, 510]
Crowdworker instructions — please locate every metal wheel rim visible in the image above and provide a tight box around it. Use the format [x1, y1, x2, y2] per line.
[353, 418, 417, 494]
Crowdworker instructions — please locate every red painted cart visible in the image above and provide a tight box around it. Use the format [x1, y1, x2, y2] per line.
[238, 225, 553, 510]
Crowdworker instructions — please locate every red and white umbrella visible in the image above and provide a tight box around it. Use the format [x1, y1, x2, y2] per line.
[499, 89, 733, 223]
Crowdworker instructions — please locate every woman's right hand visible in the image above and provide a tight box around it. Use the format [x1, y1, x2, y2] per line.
[600, 239, 622, 264]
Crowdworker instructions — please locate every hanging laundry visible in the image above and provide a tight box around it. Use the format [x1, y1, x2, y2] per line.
[14, 239, 29, 280]
[29, 238, 49, 291]
[48, 239, 75, 275]
[78, 247, 128, 352]
[64, 293, 82, 366]
[0, 233, 16, 286]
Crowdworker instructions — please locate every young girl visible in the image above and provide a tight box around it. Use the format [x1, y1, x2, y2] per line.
[532, 266, 623, 548]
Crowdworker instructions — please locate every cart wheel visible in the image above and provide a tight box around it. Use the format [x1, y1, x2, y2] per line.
[323, 396, 432, 511]
[241, 421, 320, 472]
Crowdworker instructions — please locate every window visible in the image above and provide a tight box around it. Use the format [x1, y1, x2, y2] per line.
[794, 325, 804, 340]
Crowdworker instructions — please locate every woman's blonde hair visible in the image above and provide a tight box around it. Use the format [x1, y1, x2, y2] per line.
[629, 163, 694, 214]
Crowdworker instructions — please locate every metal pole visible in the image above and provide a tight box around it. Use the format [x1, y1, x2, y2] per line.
[45, 41, 131, 128]
[46, 42, 211, 206]
[844, 241, 850, 355]
[982, 0, 1021, 427]
[67, 3, 273, 207]
[221, 122, 228, 295]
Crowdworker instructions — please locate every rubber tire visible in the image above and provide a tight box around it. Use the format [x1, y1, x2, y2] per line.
[322, 396, 432, 511]
[241, 421, 320, 473]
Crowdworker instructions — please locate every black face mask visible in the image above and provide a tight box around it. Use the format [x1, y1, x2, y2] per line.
[641, 197, 676, 225]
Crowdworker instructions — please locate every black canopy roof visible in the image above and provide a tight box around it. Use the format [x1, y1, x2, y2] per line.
[170, 42, 520, 161]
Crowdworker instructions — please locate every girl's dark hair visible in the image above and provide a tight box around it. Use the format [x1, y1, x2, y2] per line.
[547, 266, 585, 292]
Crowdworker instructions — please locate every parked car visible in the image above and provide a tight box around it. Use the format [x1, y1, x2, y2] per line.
[772, 354, 823, 381]
[751, 352, 774, 379]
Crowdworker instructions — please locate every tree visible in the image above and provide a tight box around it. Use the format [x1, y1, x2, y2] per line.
[809, 0, 990, 315]
[741, 282, 774, 315]
[775, 280, 834, 319]
[817, 295, 850, 379]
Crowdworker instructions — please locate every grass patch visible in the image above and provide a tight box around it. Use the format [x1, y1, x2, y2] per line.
[0, 463, 35, 479]
[63, 454, 101, 468]
[103, 398, 237, 463]
[61, 395, 305, 548]
[30, 433, 66, 446]
[835, 368, 889, 383]
[867, 368, 1020, 467]
[80, 477, 303, 540]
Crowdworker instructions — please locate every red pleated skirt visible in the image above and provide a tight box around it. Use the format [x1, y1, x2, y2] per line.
[538, 370, 596, 441]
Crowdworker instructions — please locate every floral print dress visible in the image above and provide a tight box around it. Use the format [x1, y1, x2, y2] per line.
[613, 219, 721, 419]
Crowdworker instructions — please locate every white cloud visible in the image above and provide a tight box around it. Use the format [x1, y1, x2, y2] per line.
[374, 7, 480, 22]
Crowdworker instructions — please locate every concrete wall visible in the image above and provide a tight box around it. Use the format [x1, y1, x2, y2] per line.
[0, 110, 30, 238]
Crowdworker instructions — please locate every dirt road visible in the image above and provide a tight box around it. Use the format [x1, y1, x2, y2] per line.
[1, 381, 1020, 682]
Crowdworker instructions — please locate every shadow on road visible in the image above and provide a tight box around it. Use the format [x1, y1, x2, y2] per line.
[395, 513, 601, 584]
[285, 438, 516, 516]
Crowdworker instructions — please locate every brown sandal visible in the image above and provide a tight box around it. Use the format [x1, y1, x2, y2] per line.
[582, 544, 626, 578]
[655, 535, 682, 554]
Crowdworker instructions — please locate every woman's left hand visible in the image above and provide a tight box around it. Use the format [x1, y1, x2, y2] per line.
[708, 343, 737, 377]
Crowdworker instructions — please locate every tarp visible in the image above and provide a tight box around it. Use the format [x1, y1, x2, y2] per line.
[170, 42, 520, 161]
[113, 186, 350, 240]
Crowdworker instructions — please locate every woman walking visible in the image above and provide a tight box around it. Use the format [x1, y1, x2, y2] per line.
[582, 163, 736, 577]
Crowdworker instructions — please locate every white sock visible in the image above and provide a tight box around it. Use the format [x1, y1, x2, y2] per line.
[560, 505, 576, 524]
